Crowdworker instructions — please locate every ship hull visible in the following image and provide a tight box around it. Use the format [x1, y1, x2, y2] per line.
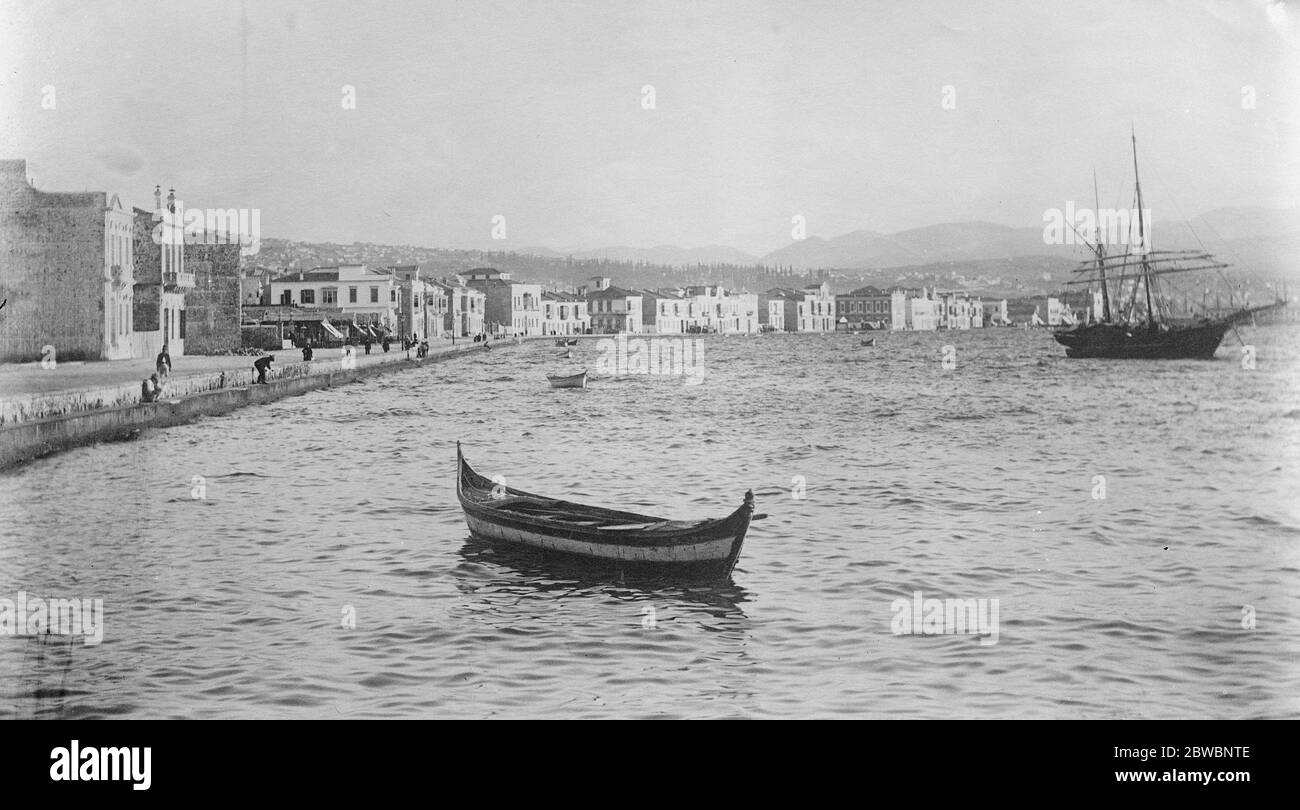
[1053, 321, 1232, 359]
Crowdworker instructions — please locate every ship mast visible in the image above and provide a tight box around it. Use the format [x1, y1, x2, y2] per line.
[1132, 127, 1156, 330]
[1094, 169, 1111, 321]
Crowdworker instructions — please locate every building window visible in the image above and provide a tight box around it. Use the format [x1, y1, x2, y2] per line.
[370, 287, 379, 303]
[323, 288, 337, 304]
[349, 287, 358, 303]
[390, 289, 396, 303]
[301, 289, 315, 304]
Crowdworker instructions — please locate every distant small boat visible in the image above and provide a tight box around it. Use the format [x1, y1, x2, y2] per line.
[555, 338, 578, 346]
[557, 349, 573, 359]
[860, 338, 876, 347]
[546, 370, 587, 389]
[456, 443, 756, 578]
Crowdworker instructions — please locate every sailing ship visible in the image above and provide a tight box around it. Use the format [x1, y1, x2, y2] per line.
[1054, 132, 1285, 359]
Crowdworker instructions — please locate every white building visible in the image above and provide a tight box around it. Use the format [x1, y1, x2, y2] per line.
[268, 264, 398, 328]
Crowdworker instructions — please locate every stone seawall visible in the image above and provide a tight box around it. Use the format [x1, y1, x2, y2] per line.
[0, 344, 488, 470]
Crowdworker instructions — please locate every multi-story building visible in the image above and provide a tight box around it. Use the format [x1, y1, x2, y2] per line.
[268, 264, 398, 331]
[586, 285, 644, 333]
[430, 279, 486, 338]
[982, 299, 1010, 326]
[387, 265, 440, 341]
[0, 159, 137, 361]
[759, 293, 786, 331]
[183, 238, 243, 354]
[713, 289, 760, 334]
[836, 286, 896, 330]
[764, 284, 836, 332]
[466, 269, 542, 336]
[132, 188, 194, 358]
[936, 291, 983, 329]
[541, 291, 589, 335]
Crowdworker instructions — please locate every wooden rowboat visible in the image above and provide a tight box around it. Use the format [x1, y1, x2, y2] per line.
[546, 369, 587, 389]
[456, 443, 756, 578]
[860, 338, 876, 347]
[557, 349, 573, 359]
[555, 338, 578, 346]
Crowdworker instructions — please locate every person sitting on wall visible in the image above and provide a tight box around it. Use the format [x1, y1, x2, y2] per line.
[156, 344, 172, 378]
[253, 354, 275, 385]
[141, 373, 161, 402]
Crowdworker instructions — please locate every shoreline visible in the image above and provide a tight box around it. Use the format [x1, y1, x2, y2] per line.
[0, 343, 494, 471]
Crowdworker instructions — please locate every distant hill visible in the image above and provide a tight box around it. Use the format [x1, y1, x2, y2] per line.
[518, 244, 759, 266]
[248, 206, 1296, 300]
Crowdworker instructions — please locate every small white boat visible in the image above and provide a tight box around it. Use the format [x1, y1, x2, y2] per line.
[546, 370, 587, 389]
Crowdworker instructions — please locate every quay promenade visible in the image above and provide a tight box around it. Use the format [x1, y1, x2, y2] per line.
[0, 340, 499, 469]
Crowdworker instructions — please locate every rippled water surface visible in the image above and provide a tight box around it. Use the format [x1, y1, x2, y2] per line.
[2, 327, 1298, 718]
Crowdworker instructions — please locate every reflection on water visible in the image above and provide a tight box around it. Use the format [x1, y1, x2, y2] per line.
[1, 327, 1298, 718]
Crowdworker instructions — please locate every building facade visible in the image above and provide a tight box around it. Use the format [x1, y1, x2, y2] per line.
[0, 159, 136, 362]
[836, 286, 896, 330]
[542, 291, 589, 335]
[586, 285, 644, 333]
[183, 239, 243, 354]
[268, 265, 398, 330]
[466, 271, 542, 336]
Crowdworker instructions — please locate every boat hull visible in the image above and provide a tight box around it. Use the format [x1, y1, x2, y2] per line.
[1053, 321, 1232, 359]
[456, 444, 753, 579]
[546, 371, 587, 388]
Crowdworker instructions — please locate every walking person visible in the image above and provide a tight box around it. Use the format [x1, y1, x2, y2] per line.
[302, 341, 314, 362]
[253, 354, 275, 384]
[156, 344, 172, 379]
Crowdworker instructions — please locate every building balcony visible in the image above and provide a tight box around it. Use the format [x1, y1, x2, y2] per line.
[166, 271, 196, 290]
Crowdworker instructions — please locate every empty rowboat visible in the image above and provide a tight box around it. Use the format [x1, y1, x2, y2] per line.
[546, 369, 587, 389]
[557, 349, 573, 359]
[555, 338, 579, 346]
[860, 338, 876, 347]
[456, 443, 756, 578]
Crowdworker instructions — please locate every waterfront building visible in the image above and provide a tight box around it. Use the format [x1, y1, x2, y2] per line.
[982, 299, 1010, 326]
[936, 291, 983, 329]
[387, 264, 442, 341]
[466, 270, 541, 336]
[183, 239, 243, 354]
[541, 291, 589, 335]
[836, 286, 896, 330]
[640, 288, 686, 334]
[764, 283, 836, 332]
[586, 285, 644, 333]
[268, 264, 398, 335]
[429, 278, 486, 337]
[0, 159, 136, 362]
[758, 293, 786, 331]
[714, 289, 760, 334]
[1046, 296, 1069, 326]
[132, 188, 193, 357]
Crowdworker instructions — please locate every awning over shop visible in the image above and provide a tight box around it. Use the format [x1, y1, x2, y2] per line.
[320, 317, 344, 339]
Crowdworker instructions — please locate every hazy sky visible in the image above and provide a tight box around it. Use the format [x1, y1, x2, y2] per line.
[1, 0, 1296, 255]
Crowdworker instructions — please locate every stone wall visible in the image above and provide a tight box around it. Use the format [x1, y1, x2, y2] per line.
[0, 160, 109, 362]
[184, 242, 242, 354]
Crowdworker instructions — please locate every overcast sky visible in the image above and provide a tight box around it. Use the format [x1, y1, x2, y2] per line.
[1, 0, 1296, 255]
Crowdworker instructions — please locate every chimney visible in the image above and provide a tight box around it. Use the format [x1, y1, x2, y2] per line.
[167, 187, 175, 213]
[154, 185, 162, 211]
